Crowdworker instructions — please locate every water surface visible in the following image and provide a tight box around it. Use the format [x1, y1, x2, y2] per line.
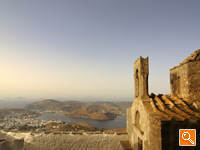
[37, 113, 126, 129]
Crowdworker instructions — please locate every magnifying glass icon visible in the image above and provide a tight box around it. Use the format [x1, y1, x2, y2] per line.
[182, 132, 194, 144]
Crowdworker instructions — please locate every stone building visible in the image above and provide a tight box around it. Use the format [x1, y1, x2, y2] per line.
[125, 50, 200, 150]
[170, 49, 200, 109]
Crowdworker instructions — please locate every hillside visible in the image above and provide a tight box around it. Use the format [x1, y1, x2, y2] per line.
[24, 99, 64, 110]
[44, 122, 97, 131]
[24, 100, 132, 120]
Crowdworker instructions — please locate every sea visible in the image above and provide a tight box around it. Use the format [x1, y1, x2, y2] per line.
[37, 113, 126, 129]
[0, 99, 127, 129]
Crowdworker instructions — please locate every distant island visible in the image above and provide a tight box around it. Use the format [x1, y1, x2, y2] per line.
[24, 99, 132, 120]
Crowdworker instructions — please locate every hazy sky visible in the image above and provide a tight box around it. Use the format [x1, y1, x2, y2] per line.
[0, 0, 200, 101]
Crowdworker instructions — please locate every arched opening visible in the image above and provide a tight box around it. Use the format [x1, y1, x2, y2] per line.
[135, 111, 143, 150]
[135, 111, 141, 128]
[138, 137, 143, 150]
[135, 69, 139, 97]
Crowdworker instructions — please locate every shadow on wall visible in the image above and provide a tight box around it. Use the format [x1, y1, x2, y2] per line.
[131, 140, 147, 150]
[0, 139, 24, 150]
[162, 120, 200, 150]
[0, 132, 24, 150]
[0, 140, 13, 150]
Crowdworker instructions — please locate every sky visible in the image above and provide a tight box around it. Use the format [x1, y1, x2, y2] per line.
[0, 0, 200, 101]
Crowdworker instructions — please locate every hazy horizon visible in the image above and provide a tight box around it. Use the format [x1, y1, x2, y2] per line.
[0, 96, 132, 102]
[0, 97, 133, 109]
[1, 0, 200, 101]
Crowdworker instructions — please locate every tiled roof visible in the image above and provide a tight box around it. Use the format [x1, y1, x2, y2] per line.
[180, 49, 200, 65]
[170, 49, 200, 70]
[149, 94, 200, 122]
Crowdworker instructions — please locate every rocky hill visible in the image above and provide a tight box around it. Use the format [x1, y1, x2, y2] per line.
[24, 100, 132, 120]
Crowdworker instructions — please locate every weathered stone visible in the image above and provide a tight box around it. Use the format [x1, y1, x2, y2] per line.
[127, 50, 200, 150]
[170, 49, 200, 109]
[134, 56, 149, 100]
[0, 131, 128, 150]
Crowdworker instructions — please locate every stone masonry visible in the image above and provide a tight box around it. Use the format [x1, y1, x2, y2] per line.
[170, 49, 200, 109]
[126, 50, 200, 150]
[0, 131, 128, 150]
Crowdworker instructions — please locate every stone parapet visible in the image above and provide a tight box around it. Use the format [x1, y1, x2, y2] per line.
[0, 130, 128, 150]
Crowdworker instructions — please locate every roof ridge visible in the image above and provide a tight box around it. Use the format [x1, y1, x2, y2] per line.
[154, 96, 185, 120]
[162, 95, 191, 119]
[149, 97, 171, 120]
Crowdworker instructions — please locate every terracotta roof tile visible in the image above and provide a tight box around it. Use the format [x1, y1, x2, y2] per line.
[149, 94, 200, 122]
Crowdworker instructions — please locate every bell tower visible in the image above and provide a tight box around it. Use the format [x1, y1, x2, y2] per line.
[134, 56, 149, 100]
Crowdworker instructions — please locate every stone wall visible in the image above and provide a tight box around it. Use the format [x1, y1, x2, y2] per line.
[161, 120, 200, 150]
[126, 107, 133, 146]
[130, 98, 148, 150]
[188, 61, 200, 108]
[170, 60, 200, 108]
[170, 63, 189, 99]
[148, 115, 162, 150]
[128, 98, 162, 150]
[0, 131, 128, 150]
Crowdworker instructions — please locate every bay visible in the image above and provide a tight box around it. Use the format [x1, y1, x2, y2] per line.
[37, 113, 126, 129]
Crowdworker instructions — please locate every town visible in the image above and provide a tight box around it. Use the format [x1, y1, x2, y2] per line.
[0, 110, 62, 131]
